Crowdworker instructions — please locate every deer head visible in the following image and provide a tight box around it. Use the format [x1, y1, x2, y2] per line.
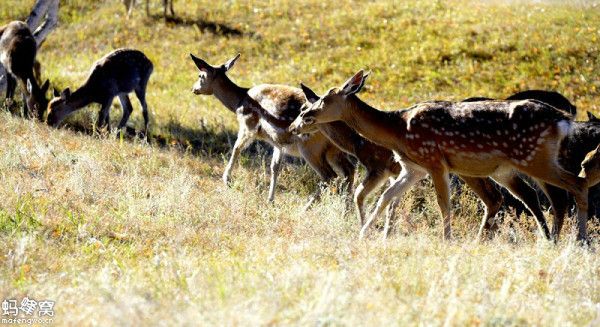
[290, 70, 369, 134]
[579, 144, 600, 187]
[25, 78, 50, 120]
[189, 53, 240, 95]
[46, 88, 73, 126]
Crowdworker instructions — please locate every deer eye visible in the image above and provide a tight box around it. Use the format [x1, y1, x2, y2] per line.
[304, 116, 316, 125]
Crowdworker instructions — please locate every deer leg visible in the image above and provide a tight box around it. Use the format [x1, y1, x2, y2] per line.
[354, 170, 388, 226]
[460, 176, 503, 240]
[360, 165, 426, 239]
[300, 149, 337, 211]
[325, 149, 355, 208]
[521, 158, 588, 242]
[538, 183, 569, 242]
[492, 172, 551, 240]
[97, 99, 112, 133]
[134, 88, 150, 137]
[5, 74, 15, 104]
[117, 94, 134, 130]
[169, 0, 175, 16]
[268, 147, 283, 202]
[223, 128, 253, 185]
[430, 170, 452, 240]
[145, 0, 150, 16]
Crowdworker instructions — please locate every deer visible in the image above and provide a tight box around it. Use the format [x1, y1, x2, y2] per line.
[465, 94, 600, 235]
[124, 0, 175, 19]
[246, 89, 534, 237]
[47, 48, 153, 137]
[289, 70, 589, 243]
[0, 21, 50, 119]
[189, 53, 355, 204]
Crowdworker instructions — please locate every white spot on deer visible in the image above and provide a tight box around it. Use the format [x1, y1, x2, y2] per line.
[513, 123, 518, 129]
[537, 137, 545, 145]
[477, 144, 483, 149]
[502, 142, 508, 147]
[492, 141, 498, 146]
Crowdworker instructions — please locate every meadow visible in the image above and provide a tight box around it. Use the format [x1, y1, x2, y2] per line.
[1, 0, 600, 325]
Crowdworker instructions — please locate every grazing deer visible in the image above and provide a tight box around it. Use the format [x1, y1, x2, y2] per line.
[47, 48, 153, 136]
[290, 70, 589, 242]
[0, 21, 49, 119]
[189, 53, 355, 203]
[124, 0, 175, 19]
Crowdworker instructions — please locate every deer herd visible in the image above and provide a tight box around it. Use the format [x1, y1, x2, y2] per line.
[1, 17, 600, 245]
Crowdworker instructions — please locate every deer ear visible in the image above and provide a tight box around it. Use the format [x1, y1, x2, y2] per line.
[300, 83, 319, 104]
[26, 79, 33, 94]
[41, 79, 50, 93]
[587, 111, 600, 122]
[61, 88, 71, 100]
[341, 70, 369, 96]
[53, 88, 61, 97]
[190, 53, 212, 72]
[222, 53, 240, 72]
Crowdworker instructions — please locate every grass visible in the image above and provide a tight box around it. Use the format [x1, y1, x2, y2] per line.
[1, 0, 600, 325]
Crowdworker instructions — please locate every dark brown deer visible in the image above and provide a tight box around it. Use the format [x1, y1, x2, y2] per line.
[0, 21, 49, 119]
[189, 53, 355, 204]
[47, 48, 153, 136]
[290, 70, 589, 242]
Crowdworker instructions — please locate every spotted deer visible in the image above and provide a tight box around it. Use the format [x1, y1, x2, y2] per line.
[0, 21, 50, 119]
[290, 70, 589, 242]
[189, 53, 355, 203]
[47, 48, 153, 136]
[248, 87, 523, 237]
[465, 93, 600, 234]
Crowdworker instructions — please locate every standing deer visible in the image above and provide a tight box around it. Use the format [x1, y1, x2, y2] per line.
[290, 70, 589, 242]
[465, 93, 600, 233]
[246, 92, 521, 236]
[47, 48, 153, 136]
[189, 53, 355, 203]
[0, 21, 49, 119]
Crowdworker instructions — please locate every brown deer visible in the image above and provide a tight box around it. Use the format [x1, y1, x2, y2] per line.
[0, 21, 49, 119]
[189, 53, 355, 204]
[246, 88, 519, 237]
[290, 70, 589, 242]
[47, 48, 153, 136]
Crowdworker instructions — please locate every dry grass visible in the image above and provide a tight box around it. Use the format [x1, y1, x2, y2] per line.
[1, 0, 600, 325]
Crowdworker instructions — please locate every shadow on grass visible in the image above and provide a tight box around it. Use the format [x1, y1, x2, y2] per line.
[150, 14, 258, 39]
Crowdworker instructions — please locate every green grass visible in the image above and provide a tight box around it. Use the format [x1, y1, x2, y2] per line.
[1, 0, 600, 325]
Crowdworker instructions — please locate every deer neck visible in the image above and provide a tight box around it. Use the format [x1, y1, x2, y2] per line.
[318, 122, 367, 157]
[67, 84, 95, 110]
[212, 75, 250, 113]
[340, 96, 407, 151]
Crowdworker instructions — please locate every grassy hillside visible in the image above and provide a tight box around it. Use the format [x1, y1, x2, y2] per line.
[1, 0, 600, 325]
